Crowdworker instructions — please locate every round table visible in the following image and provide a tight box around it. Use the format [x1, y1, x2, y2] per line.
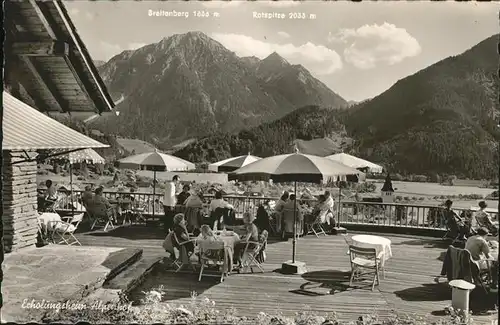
[351, 234, 393, 266]
[197, 231, 240, 273]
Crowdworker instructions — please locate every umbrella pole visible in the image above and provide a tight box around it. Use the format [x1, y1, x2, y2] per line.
[292, 181, 297, 263]
[70, 163, 74, 216]
[153, 170, 156, 218]
[337, 186, 341, 227]
[281, 180, 306, 274]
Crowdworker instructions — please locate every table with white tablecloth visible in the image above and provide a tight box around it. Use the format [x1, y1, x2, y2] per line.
[196, 231, 240, 273]
[351, 234, 392, 266]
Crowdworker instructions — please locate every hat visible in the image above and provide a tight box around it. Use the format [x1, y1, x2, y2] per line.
[173, 213, 185, 225]
[478, 201, 487, 209]
[477, 227, 489, 236]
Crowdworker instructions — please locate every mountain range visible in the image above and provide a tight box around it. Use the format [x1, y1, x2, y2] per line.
[89, 31, 499, 179]
[175, 34, 499, 179]
[91, 31, 347, 148]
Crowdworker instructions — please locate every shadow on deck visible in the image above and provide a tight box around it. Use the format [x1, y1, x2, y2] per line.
[74, 227, 498, 323]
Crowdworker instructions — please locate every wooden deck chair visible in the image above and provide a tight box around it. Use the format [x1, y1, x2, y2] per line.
[172, 232, 196, 272]
[198, 240, 226, 282]
[348, 245, 381, 291]
[50, 213, 84, 246]
[241, 230, 269, 273]
[305, 211, 327, 238]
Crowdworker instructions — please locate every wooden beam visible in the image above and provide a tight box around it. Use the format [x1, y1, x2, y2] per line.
[63, 53, 99, 113]
[28, 0, 57, 39]
[21, 57, 68, 112]
[11, 41, 70, 57]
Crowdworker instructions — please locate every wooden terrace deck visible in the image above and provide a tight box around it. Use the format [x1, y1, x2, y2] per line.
[74, 226, 498, 324]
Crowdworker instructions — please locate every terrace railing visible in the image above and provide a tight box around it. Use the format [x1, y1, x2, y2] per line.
[60, 190, 498, 231]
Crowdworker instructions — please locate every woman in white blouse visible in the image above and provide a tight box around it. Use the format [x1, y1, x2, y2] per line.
[209, 191, 233, 212]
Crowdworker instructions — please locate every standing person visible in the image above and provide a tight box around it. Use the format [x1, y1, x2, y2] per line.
[273, 192, 289, 233]
[163, 175, 180, 233]
[177, 184, 191, 206]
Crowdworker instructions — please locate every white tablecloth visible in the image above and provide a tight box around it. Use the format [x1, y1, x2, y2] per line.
[38, 213, 61, 229]
[351, 234, 392, 265]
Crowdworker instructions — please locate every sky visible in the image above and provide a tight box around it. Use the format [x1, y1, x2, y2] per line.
[66, 1, 498, 102]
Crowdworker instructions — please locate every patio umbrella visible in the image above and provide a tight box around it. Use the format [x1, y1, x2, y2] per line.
[208, 153, 261, 173]
[229, 149, 363, 273]
[326, 153, 383, 174]
[53, 148, 106, 215]
[117, 150, 196, 216]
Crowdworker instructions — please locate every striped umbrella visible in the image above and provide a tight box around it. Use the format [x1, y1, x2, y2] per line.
[208, 153, 261, 172]
[118, 150, 196, 216]
[50, 148, 107, 214]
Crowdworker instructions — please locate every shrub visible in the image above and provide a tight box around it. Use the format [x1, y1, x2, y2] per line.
[43, 288, 473, 325]
[418, 197, 425, 201]
[395, 196, 403, 201]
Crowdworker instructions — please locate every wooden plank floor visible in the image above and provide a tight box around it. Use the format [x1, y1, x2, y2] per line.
[75, 226, 498, 323]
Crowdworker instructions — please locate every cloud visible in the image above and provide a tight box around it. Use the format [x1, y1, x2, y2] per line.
[201, 1, 243, 8]
[201, 0, 301, 8]
[212, 33, 342, 75]
[128, 43, 147, 50]
[277, 31, 291, 39]
[84, 12, 95, 20]
[261, 1, 302, 8]
[331, 23, 421, 69]
[97, 42, 148, 60]
[68, 8, 80, 16]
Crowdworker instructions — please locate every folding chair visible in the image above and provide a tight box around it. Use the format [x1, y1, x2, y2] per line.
[343, 234, 352, 255]
[130, 202, 147, 225]
[171, 232, 196, 272]
[198, 240, 226, 282]
[348, 245, 381, 291]
[89, 205, 116, 232]
[305, 212, 327, 238]
[50, 213, 84, 246]
[240, 230, 269, 273]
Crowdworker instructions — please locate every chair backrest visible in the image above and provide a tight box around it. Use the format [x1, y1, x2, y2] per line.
[198, 239, 225, 262]
[348, 245, 377, 262]
[70, 213, 84, 225]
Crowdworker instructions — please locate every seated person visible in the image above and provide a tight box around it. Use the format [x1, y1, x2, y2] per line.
[443, 200, 470, 240]
[465, 227, 494, 270]
[81, 185, 94, 208]
[177, 184, 191, 206]
[172, 213, 194, 255]
[45, 180, 58, 201]
[474, 201, 498, 235]
[209, 191, 233, 211]
[233, 212, 259, 265]
[209, 191, 235, 228]
[255, 205, 270, 232]
[185, 191, 204, 208]
[89, 187, 116, 221]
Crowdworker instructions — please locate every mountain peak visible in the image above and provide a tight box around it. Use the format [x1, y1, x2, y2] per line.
[264, 52, 289, 65]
